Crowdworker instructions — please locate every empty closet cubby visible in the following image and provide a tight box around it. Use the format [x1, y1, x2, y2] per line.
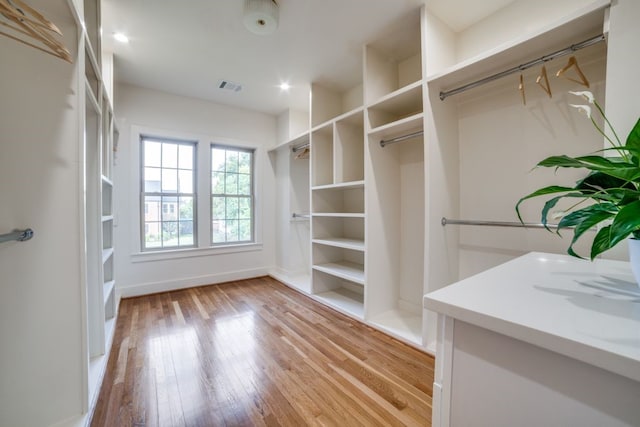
[311, 82, 363, 128]
[312, 184, 364, 215]
[313, 244, 365, 285]
[364, 12, 422, 103]
[311, 124, 333, 187]
[312, 216, 364, 251]
[312, 269, 365, 319]
[366, 133, 424, 345]
[367, 82, 423, 132]
[334, 110, 365, 184]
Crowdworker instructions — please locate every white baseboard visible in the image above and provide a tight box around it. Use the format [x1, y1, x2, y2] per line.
[117, 267, 270, 298]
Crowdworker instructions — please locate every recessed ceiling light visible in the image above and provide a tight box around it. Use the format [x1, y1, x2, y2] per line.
[113, 32, 129, 43]
[279, 82, 291, 91]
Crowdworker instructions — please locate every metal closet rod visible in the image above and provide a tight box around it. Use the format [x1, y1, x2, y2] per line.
[380, 130, 424, 148]
[441, 217, 562, 230]
[292, 213, 310, 219]
[0, 228, 34, 244]
[439, 33, 606, 101]
[292, 143, 309, 153]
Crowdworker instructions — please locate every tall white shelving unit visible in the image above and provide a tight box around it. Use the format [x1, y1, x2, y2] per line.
[76, 0, 119, 413]
[270, 0, 639, 354]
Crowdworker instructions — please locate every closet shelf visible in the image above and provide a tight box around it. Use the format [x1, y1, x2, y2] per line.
[367, 80, 422, 109]
[270, 130, 310, 152]
[311, 106, 364, 133]
[313, 261, 365, 285]
[102, 247, 114, 264]
[312, 180, 364, 191]
[101, 175, 113, 186]
[369, 309, 423, 346]
[426, 0, 608, 91]
[313, 289, 364, 319]
[368, 113, 424, 142]
[103, 280, 115, 305]
[312, 237, 365, 252]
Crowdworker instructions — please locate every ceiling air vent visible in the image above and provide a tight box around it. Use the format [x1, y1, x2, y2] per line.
[218, 80, 243, 92]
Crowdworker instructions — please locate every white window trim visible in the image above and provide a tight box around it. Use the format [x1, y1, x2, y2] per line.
[130, 125, 264, 259]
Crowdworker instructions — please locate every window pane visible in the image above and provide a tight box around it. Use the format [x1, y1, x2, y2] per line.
[144, 141, 162, 167]
[226, 151, 239, 173]
[238, 152, 251, 174]
[178, 169, 193, 193]
[226, 197, 239, 220]
[225, 173, 238, 194]
[144, 167, 161, 192]
[225, 219, 238, 241]
[144, 196, 161, 222]
[179, 197, 193, 221]
[162, 222, 178, 246]
[162, 143, 178, 168]
[162, 196, 178, 221]
[239, 220, 251, 241]
[211, 172, 225, 194]
[212, 148, 226, 172]
[238, 197, 251, 219]
[162, 168, 178, 192]
[238, 174, 251, 195]
[212, 196, 226, 220]
[178, 144, 193, 170]
[178, 221, 193, 245]
[212, 220, 225, 243]
[145, 222, 162, 248]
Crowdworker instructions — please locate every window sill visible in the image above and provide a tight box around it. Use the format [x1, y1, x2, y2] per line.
[131, 242, 263, 263]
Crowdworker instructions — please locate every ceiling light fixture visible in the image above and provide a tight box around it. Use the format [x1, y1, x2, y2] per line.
[243, 0, 279, 35]
[279, 82, 291, 91]
[113, 32, 129, 43]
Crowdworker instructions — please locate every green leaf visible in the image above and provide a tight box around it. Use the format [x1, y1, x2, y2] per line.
[608, 200, 640, 247]
[537, 155, 640, 182]
[590, 225, 613, 260]
[560, 205, 616, 257]
[515, 186, 575, 222]
[625, 118, 640, 151]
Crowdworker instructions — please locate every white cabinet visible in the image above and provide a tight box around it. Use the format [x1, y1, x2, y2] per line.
[424, 253, 640, 426]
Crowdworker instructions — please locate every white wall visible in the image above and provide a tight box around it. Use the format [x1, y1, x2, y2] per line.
[456, 0, 601, 62]
[0, 5, 84, 427]
[114, 84, 277, 297]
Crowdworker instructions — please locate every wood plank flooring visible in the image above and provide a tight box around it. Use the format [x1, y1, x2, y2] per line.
[91, 277, 434, 426]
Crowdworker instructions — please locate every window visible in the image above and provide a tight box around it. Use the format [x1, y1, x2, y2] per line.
[211, 144, 254, 245]
[141, 136, 196, 250]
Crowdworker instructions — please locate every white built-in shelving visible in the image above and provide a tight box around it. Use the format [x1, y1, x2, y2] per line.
[81, 0, 118, 415]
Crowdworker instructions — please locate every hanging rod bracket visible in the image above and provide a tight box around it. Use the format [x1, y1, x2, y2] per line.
[0, 228, 34, 244]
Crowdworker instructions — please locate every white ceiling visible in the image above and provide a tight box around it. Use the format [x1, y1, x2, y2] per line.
[102, 0, 516, 116]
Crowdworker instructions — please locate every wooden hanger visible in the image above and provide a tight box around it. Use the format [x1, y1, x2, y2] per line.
[519, 74, 526, 105]
[0, 0, 71, 62]
[536, 65, 552, 98]
[556, 56, 589, 88]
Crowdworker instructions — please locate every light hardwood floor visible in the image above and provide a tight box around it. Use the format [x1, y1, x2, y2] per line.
[91, 277, 434, 426]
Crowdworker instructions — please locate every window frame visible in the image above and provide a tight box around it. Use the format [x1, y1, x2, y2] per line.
[140, 135, 198, 251]
[210, 143, 255, 246]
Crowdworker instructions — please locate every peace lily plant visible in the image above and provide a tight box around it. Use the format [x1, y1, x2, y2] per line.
[516, 90, 640, 261]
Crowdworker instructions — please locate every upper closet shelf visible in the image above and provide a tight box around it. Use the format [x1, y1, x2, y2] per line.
[269, 131, 310, 152]
[426, 0, 609, 92]
[311, 106, 364, 133]
[369, 113, 423, 142]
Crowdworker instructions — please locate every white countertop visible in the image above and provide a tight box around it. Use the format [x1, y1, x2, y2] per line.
[424, 252, 640, 382]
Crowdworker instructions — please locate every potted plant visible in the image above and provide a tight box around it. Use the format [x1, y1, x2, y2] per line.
[516, 91, 640, 280]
